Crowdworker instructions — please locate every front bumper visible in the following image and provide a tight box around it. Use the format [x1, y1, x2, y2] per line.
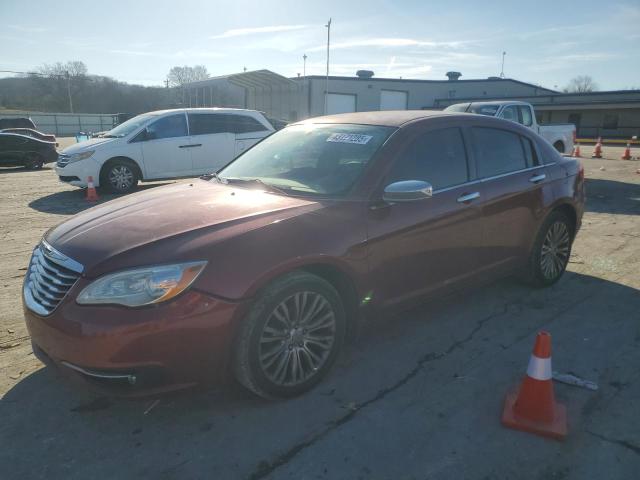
[24, 288, 246, 396]
[55, 159, 100, 188]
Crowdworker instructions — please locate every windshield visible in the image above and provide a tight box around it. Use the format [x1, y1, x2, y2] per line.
[105, 113, 157, 138]
[444, 103, 470, 112]
[219, 123, 394, 196]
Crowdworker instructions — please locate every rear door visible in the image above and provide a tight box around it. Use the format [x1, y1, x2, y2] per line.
[137, 113, 192, 178]
[187, 113, 235, 175]
[366, 125, 485, 307]
[469, 126, 549, 271]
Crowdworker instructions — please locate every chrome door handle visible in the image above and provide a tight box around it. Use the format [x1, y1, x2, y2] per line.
[529, 173, 546, 183]
[457, 192, 480, 203]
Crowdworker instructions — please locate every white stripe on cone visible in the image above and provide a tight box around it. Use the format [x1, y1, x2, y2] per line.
[526, 355, 552, 381]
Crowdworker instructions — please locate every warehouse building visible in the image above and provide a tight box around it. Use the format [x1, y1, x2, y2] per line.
[183, 69, 640, 139]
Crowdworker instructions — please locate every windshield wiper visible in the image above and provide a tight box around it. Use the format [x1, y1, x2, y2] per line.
[224, 177, 289, 196]
[200, 172, 225, 182]
[100, 134, 120, 138]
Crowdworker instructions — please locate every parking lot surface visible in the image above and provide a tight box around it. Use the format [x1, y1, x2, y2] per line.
[1, 151, 639, 479]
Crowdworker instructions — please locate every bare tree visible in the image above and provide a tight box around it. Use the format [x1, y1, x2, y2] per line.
[38, 61, 88, 78]
[167, 65, 209, 87]
[563, 75, 598, 93]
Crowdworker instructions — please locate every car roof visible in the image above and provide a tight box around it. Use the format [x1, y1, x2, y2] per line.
[467, 100, 531, 107]
[147, 107, 263, 116]
[294, 110, 464, 128]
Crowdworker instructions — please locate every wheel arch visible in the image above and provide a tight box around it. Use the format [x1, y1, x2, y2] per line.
[101, 155, 144, 180]
[551, 201, 578, 237]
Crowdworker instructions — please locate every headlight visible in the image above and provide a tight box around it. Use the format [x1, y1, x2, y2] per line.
[77, 261, 207, 307]
[67, 150, 95, 163]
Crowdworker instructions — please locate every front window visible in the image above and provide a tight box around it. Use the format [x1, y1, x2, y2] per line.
[105, 113, 157, 138]
[219, 123, 394, 196]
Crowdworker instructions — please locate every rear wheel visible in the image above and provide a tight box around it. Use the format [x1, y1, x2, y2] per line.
[24, 153, 44, 170]
[100, 159, 139, 193]
[553, 141, 565, 153]
[522, 211, 574, 287]
[233, 271, 346, 399]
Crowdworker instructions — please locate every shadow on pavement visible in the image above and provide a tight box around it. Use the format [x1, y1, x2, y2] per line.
[28, 182, 174, 215]
[2, 271, 639, 479]
[585, 178, 640, 216]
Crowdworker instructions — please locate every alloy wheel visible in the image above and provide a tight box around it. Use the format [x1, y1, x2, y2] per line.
[108, 165, 134, 191]
[540, 221, 570, 280]
[258, 291, 336, 387]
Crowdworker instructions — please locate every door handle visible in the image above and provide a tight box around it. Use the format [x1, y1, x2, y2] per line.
[179, 144, 202, 148]
[457, 192, 480, 203]
[529, 173, 546, 183]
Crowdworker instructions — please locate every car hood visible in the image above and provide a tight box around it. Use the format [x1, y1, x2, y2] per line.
[62, 137, 119, 154]
[45, 180, 320, 274]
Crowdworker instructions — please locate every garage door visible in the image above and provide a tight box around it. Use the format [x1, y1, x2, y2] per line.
[380, 90, 408, 110]
[326, 93, 356, 114]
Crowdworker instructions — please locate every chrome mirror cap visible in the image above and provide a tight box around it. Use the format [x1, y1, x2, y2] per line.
[383, 180, 433, 202]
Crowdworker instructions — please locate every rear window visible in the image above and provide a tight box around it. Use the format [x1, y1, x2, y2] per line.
[468, 104, 500, 116]
[188, 113, 268, 135]
[472, 127, 528, 177]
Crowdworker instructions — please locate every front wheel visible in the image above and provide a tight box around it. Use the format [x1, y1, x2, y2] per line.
[233, 271, 346, 399]
[522, 211, 574, 287]
[100, 160, 139, 193]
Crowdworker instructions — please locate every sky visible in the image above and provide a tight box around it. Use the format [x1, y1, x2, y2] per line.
[1, 0, 639, 91]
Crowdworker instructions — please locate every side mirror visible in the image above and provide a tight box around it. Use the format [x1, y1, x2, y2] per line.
[383, 180, 433, 203]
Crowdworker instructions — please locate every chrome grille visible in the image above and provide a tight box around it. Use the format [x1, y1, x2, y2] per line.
[24, 241, 83, 316]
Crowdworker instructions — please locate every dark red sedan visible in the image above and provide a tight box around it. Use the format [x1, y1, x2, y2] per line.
[23, 111, 584, 398]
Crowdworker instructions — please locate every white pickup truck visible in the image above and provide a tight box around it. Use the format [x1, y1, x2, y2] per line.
[444, 101, 575, 154]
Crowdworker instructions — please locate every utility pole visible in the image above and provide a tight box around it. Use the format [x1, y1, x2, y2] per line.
[65, 71, 73, 113]
[325, 18, 331, 115]
[500, 51, 506, 78]
[303, 54, 307, 79]
[164, 78, 169, 88]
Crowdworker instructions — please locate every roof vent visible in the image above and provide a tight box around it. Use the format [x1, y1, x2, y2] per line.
[446, 71, 462, 81]
[356, 70, 374, 79]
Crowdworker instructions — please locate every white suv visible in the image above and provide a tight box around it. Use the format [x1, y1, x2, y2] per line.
[55, 108, 275, 193]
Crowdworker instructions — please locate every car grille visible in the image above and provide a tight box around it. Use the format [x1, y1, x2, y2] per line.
[56, 153, 71, 167]
[24, 241, 83, 316]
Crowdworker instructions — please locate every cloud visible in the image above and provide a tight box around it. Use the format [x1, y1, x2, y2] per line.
[8, 24, 47, 34]
[210, 25, 308, 39]
[307, 37, 467, 52]
[108, 49, 225, 59]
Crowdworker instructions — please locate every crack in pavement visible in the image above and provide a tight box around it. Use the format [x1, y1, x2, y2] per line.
[247, 280, 610, 480]
[247, 305, 510, 480]
[586, 430, 640, 456]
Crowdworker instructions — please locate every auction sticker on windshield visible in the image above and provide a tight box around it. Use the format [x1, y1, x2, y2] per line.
[326, 133, 373, 145]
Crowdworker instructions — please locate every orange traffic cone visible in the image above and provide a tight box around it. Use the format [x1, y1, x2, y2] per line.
[86, 176, 99, 202]
[501, 331, 567, 440]
[572, 143, 581, 158]
[591, 137, 602, 158]
[621, 143, 632, 160]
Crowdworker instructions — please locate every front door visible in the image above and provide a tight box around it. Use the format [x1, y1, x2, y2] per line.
[366, 126, 485, 308]
[140, 113, 192, 178]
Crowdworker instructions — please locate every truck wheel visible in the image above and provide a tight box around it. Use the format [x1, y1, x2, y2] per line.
[233, 271, 346, 399]
[553, 141, 565, 153]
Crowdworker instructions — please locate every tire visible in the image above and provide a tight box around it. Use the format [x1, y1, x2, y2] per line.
[553, 141, 565, 154]
[233, 271, 346, 399]
[24, 153, 44, 170]
[100, 159, 139, 193]
[522, 210, 574, 288]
